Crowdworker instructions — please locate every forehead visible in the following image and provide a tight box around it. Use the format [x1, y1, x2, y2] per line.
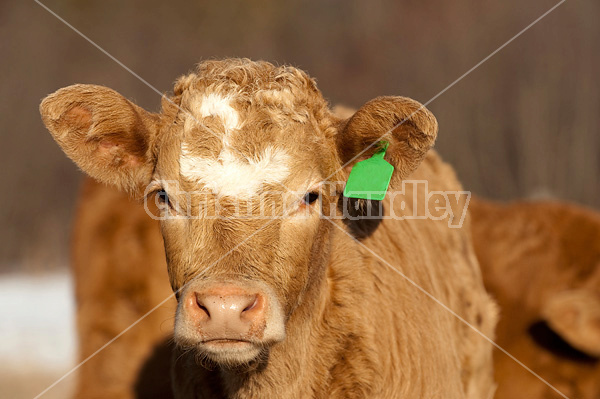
[169, 60, 331, 198]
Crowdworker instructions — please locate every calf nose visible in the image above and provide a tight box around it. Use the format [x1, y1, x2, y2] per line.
[184, 285, 266, 340]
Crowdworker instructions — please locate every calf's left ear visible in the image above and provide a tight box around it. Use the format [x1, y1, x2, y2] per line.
[336, 96, 438, 185]
[40, 84, 160, 195]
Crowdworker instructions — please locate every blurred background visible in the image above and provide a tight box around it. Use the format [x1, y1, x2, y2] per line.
[1, 0, 598, 397]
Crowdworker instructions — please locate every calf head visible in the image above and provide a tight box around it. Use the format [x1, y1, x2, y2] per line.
[40, 59, 437, 367]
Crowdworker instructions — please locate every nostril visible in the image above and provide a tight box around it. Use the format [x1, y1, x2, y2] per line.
[195, 294, 211, 318]
[242, 297, 258, 313]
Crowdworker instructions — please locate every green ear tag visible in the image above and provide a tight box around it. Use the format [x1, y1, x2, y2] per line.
[343, 141, 394, 201]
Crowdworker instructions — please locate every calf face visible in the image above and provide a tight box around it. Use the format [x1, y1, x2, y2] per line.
[40, 59, 437, 367]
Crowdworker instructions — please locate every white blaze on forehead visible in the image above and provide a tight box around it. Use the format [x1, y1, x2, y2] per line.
[180, 144, 290, 198]
[190, 93, 240, 132]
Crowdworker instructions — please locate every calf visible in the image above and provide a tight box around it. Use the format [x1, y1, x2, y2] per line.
[41, 59, 496, 398]
[471, 199, 600, 399]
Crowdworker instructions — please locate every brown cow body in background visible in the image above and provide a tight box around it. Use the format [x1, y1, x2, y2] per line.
[470, 199, 600, 399]
[72, 178, 174, 399]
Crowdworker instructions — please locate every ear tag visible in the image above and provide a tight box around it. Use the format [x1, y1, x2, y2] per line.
[343, 141, 394, 201]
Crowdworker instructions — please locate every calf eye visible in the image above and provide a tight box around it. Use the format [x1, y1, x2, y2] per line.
[303, 192, 319, 205]
[157, 189, 170, 206]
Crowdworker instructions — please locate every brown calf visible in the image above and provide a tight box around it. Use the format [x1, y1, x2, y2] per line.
[41, 59, 496, 398]
[471, 198, 600, 399]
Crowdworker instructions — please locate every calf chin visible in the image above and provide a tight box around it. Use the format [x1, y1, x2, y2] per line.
[176, 336, 268, 370]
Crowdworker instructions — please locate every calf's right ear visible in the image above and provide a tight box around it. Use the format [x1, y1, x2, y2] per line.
[40, 84, 160, 195]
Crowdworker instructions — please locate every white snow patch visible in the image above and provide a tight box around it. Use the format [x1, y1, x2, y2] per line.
[0, 272, 77, 372]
